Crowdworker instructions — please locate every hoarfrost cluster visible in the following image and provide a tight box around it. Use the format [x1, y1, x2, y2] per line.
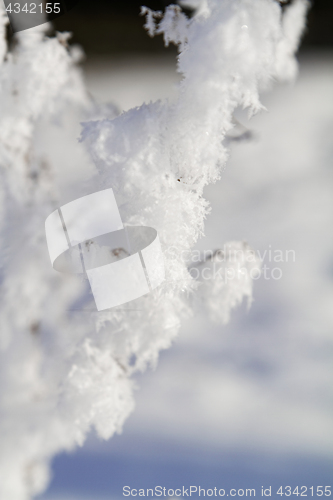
[0, 1, 308, 498]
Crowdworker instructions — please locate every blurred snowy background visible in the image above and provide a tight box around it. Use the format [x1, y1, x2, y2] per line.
[37, 18, 333, 500]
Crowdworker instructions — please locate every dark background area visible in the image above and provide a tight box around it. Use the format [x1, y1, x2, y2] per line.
[51, 0, 333, 56]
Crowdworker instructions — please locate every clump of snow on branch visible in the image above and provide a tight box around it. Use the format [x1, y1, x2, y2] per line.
[275, 0, 309, 80]
[141, 5, 189, 50]
[0, 1, 308, 499]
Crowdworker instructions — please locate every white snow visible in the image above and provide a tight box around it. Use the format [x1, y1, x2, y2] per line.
[0, 1, 318, 499]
